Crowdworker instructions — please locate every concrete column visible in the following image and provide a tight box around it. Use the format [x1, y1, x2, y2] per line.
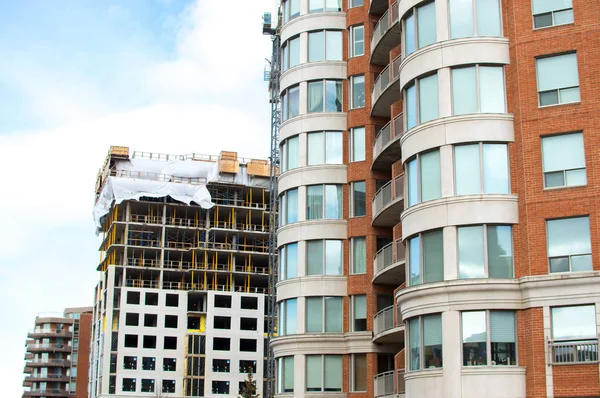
[443, 226, 458, 281]
[298, 185, 307, 221]
[297, 296, 306, 334]
[293, 354, 305, 398]
[297, 241, 307, 277]
[442, 310, 462, 398]
[543, 306, 553, 398]
[300, 32, 308, 64]
[439, 144, 454, 198]
[437, 67, 452, 118]
[299, 81, 308, 114]
[436, 0, 450, 42]
[298, 132, 308, 168]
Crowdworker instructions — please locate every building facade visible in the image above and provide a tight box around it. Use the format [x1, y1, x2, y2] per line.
[89, 147, 272, 397]
[23, 307, 93, 398]
[273, 0, 600, 397]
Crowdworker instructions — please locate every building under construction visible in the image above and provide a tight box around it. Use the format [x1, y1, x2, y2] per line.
[89, 146, 274, 397]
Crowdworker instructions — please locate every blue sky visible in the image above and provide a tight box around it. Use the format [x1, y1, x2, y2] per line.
[0, 1, 275, 395]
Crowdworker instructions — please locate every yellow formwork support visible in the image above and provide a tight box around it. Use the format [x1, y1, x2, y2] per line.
[200, 315, 206, 332]
[102, 315, 106, 332]
[262, 188, 265, 206]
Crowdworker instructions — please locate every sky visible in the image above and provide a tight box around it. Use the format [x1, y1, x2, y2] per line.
[0, 0, 276, 395]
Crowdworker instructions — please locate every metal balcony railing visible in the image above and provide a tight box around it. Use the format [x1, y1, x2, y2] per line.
[374, 370, 395, 397]
[373, 112, 404, 163]
[27, 343, 70, 350]
[374, 306, 396, 336]
[372, 174, 404, 216]
[371, 2, 399, 52]
[397, 369, 406, 394]
[374, 242, 394, 275]
[548, 338, 599, 364]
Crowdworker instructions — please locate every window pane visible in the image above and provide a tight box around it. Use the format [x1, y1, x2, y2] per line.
[307, 241, 324, 275]
[353, 237, 367, 274]
[289, 37, 300, 68]
[308, 81, 324, 113]
[352, 127, 366, 162]
[532, 0, 572, 15]
[462, 311, 487, 366]
[306, 356, 322, 391]
[417, 2, 436, 48]
[452, 67, 477, 115]
[352, 75, 365, 108]
[352, 181, 366, 217]
[552, 305, 596, 340]
[423, 230, 444, 283]
[325, 297, 343, 332]
[290, 0, 300, 18]
[326, 0, 342, 11]
[306, 297, 323, 332]
[307, 185, 323, 219]
[353, 354, 367, 391]
[534, 13, 553, 28]
[455, 144, 481, 195]
[487, 226, 513, 278]
[409, 318, 420, 370]
[419, 74, 439, 123]
[288, 86, 299, 118]
[309, 0, 324, 12]
[491, 311, 516, 366]
[325, 185, 342, 219]
[326, 31, 343, 61]
[449, 0, 474, 38]
[554, 9, 574, 25]
[325, 80, 343, 112]
[324, 356, 342, 391]
[282, 91, 288, 120]
[286, 243, 298, 279]
[480, 66, 506, 113]
[353, 295, 367, 332]
[285, 299, 297, 335]
[326, 132, 343, 164]
[307, 132, 324, 165]
[536, 53, 579, 92]
[458, 226, 485, 279]
[308, 31, 324, 62]
[407, 158, 418, 206]
[283, 357, 294, 392]
[406, 84, 417, 129]
[279, 247, 285, 279]
[476, 0, 501, 36]
[483, 144, 510, 194]
[547, 217, 591, 257]
[560, 86, 580, 103]
[282, 44, 289, 71]
[405, 13, 415, 55]
[566, 168, 587, 187]
[424, 315, 443, 368]
[352, 26, 364, 56]
[420, 150, 441, 202]
[540, 90, 559, 106]
[287, 189, 298, 223]
[351, 0, 364, 6]
[409, 236, 421, 286]
[280, 141, 287, 172]
[325, 240, 343, 275]
[287, 136, 299, 169]
[542, 133, 585, 173]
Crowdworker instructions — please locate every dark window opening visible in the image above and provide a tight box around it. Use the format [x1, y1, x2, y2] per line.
[110, 354, 117, 373]
[188, 316, 200, 330]
[165, 315, 178, 328]
[240, 339, 257, 352]
[162, 379, 176, 394]
[124, 334, 138, 348]
[143, 335, 157, 349]
[214, 316, 231, 329]
[141, 379, 155, 393]
[109, 376, 116, 394]
[212, 381, 230, 395]
[214, 295, 232, 308]
[213, 359, 231, 372]
[163, 358, 177, 371]
[240, 318, 257, 331]
[164, 336, 177, 350]
[145, 292, 159, 306]
[142, 357, 156, 370]
[239, 360, 257, 373]
[241, 296, 258, 310]
[213, 337, 231, 351]
[165, 294, 179, 307]
[144, 314, 158, 327]
[123, 356, 137, 370]
[125, 313, 139, 326]
[122, 378, 136, 392]
[126, 291, 140, 305]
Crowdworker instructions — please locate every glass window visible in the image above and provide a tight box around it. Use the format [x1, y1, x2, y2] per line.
[409, 315, 443, 371]
[458, 225, 514, 279]
[541, 132, 586, 188]
[420, 150, 441, 202]
[419, 74, 438, 123]
[307, 240, 343, 275]
[452, 66, 506, 115]
[547, 217, 592, 273]
[449, 0, 501, 38]
[280, 188, 298, 226]
[552, 305, 596, 340]
[350, 25, 364, 57]
[351, 181, 366, 217]
[404, 12, 416, 56]
[325, 185, 343, 219]
[409, 318, 420, 370]
[309, 0, 342, 12]
[286, 243, 298, 279]
[283, 0, 300, 23]
[352, 295, 367, 332]
[352, 237, 367, 274]
[350, 127, 366, 162]
[351, 75, 365, 109]
[462, 311, 516, 366]
[282, 85, 300, 121]
[278, 356, 294, 393]
[122, 378, 136, 392]
[281, 136, 299, 173]
[306, 184, 342, 219]
[417, 2, 436, 48]
[532, 0, 573, 28]
[307, 131, 343, 165]
[408, 229, 444, 286]
[279, 299, 297, 335]
[308, 80, 343, 113]
[455, 143, 510, 195]
[306, 296, 343, 333]
[351, 354, 367, 391]
[350, 0, 363, 7]
[307, 185, 324, 219]
[306, 355, 342, 392]
[308, 30, 342, 62]
[536, 53, 580, 106]
[282, 36, 300, 72]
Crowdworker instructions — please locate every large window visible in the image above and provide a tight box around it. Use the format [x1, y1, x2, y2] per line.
[462, 311, 516, 366]
[546, 216, 592, 273]
[279, 242, 299, 280]
[351, 354, 367, 392]
[283, 0, 300, 23]
[351, 237, 367, 274]
[279, 299, 297, 335]
[454, 144, 510, 195]
[309, 0, 342, 12]
[541, 132, 586, 188]
[536, 53, 580, 106]
[449, 0, 502, 38]
[307, 131, 343, 165]
[552, 305, 596, 340]
[306, 297, 343, 333]
[308, 80, 343, 113]
[306, 355, 342, 392]
[306, 240, 343, 275]
[122, 378, 136, 392]
[350, 25, 364, 57]
[308, 31, 342, 62]
[408, 229, 444, 286]
[351, 295, 367, 332]
[532, 0, 573, 28]
[350, 0, 363, 7]
[280, 136, 299, 173]
[351, 181, 366, 217]
[282, 36, 300, 72]
[406, 149, 441, 207]
[408, 314, 442, 371]
[458, 225, 513, 279]
[404, 2, 436, 56]
[350, 75, 365, 109]
[282, 85, 300, 121]
[350, 127, 366, 162]
[306, 185, 342, 219]
[279, 188, 298, 226]
[406, 74, 439, 130]
[277, 356, 294, 394]
[451, 66, 506, 115]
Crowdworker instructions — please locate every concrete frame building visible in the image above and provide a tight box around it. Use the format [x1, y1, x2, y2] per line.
[23, 307, 93, 398]
[89, 147, 272, 397]
[273, 0, 600, 397]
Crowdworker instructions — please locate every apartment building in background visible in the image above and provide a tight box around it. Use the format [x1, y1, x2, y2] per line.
[89, 147, 272, 397]
[273, 0, 600, 397]
[23, 307, 93, 398]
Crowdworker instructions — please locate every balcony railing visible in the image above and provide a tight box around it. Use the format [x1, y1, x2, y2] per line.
[27, 330, 72, 338]
[372, 174, 404, 216]
[371, 2, 399, 52]
[397, 369, 406, 394]
[374, 370, 395, 397]
[548, 338, 599, 364]
[27, 343, 71, 351]
[374, 306, 395, 336]
[374, 243, 394, 275]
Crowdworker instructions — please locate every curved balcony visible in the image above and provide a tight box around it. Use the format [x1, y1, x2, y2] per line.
[371, 2, 401, 66]
[372, 55, 401, 117]
[369, 0, 389, 15]
[27, 343, 71, 352]
[374, 369, 406, 397]
[373, 240, 406, 285]
[372, 113, 403, 171]
[372, 175, 404, 227]
[24, 374, 70, 383]
[27, 330, 72, 339]
[23, 389, 70, 397]
[373, 306, 405, 344]
[27, 359, 71, 368]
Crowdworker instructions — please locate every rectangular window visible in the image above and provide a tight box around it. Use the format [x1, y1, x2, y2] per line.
[532, 0, 573, 28]
[280, 242, 298, 280]
[458, 225, 514, 279]
[351, 237, 367, 274]
[350, 127, 366, 162]
[307, 240, 343, 275]
[541, 132, 586, 188]
[142, 357, 156, 370]
[309, 0, 342, 13]
[125, 313, 139, 326]
[162, 380, 176, 394]
[552, 305, 596, 340]
[124, 334, 138, 348]
[449, 0, 501, 38]
[165, 294, 178, 307]
[547, 216, 592, 273]
[352, 295, 367, 332]
[278, 356, 294, 393]
[281, 136, 299, 172]
[306, 355, 343, 392]
[451, 66, 506, 114]
[163, 336, 177, 350]
[282, 85, 300, 121]
[126, 291, 140, 304]
[351, 181, 366, 217]
[141, 379, 154, 393]
[409, 315, 443, 370]
[144, 314, 158, 327]
[282, 36, 300, 72]
[454, 143, 510, 195]
[163, 358, 177, 371]
[306, 296, 343, 333]
[122, 378, 136, 392]
[280, 299, 297, 335]
[281, 188, 298, 226]
[404, 2, 437, 56]
[408, 229, 444, 286]
[419, 74, 438, 123]
[307, 185, 342, 219]
[307, 131, 343, 165]
[350, 0, 363, 7]
[123, 356, 137, 370]
[420, 150, 441, 202]
[283, 0, 300, 23]
[351, 354, 367, 391]
[308, 30, 342, 62]
[536, 53, 580, 106]
[351, 75, 365, 109]
[462, 310, 516, 366]
[308, 80, 343, 113]
[145, 293, 158, 306]
[350, 25, 364, 57]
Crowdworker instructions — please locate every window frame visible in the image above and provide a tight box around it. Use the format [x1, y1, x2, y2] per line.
[350, 294, 367, 332]
[541, 132, 586, 189]
[306, 131, 343, 166]
[350, 181, 366, 218]
[350, 74, 365, 109]
[405, 149, 442, 207]
[350, 353, 367, 392]
[282, 35, 300, 72]
[535, 52, 580, 107]
[279, 242, 299, 281]
[461, 310, 518, 367]
[282, 0, 300, 24]
[309, 0, 342, 13]
[277, 356, 295, 394]
[448, 0, 503, 38]
[531, 0, 574, 29]
[305, 354, 343, 392]
[457, 224, 514, 279]
[551, 304, 597, 341]
[453, 142, 510, 195]
[279, 188, 298, 226]
[306, 239, 343, 276]
[307, 30, 343, 62]
[279, 298, 297, 336]
[408, 314, 443, 371]
[450, 65, 507, 115]
[280, 135, 300, 173]
[403, 1, 437, 56]
[305, 296, 343, 333]
[546, 216, 592, 273]
[404, 73, 439, 130]
[307, 79, 343, 113]
[407, 229, 444, 287]
[349, 25, 365, 57]
[349, 126, 366, 162]
[281, 84, 300, 121]
[350, 236, 367, 274]
[306, 184, 343, 220]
